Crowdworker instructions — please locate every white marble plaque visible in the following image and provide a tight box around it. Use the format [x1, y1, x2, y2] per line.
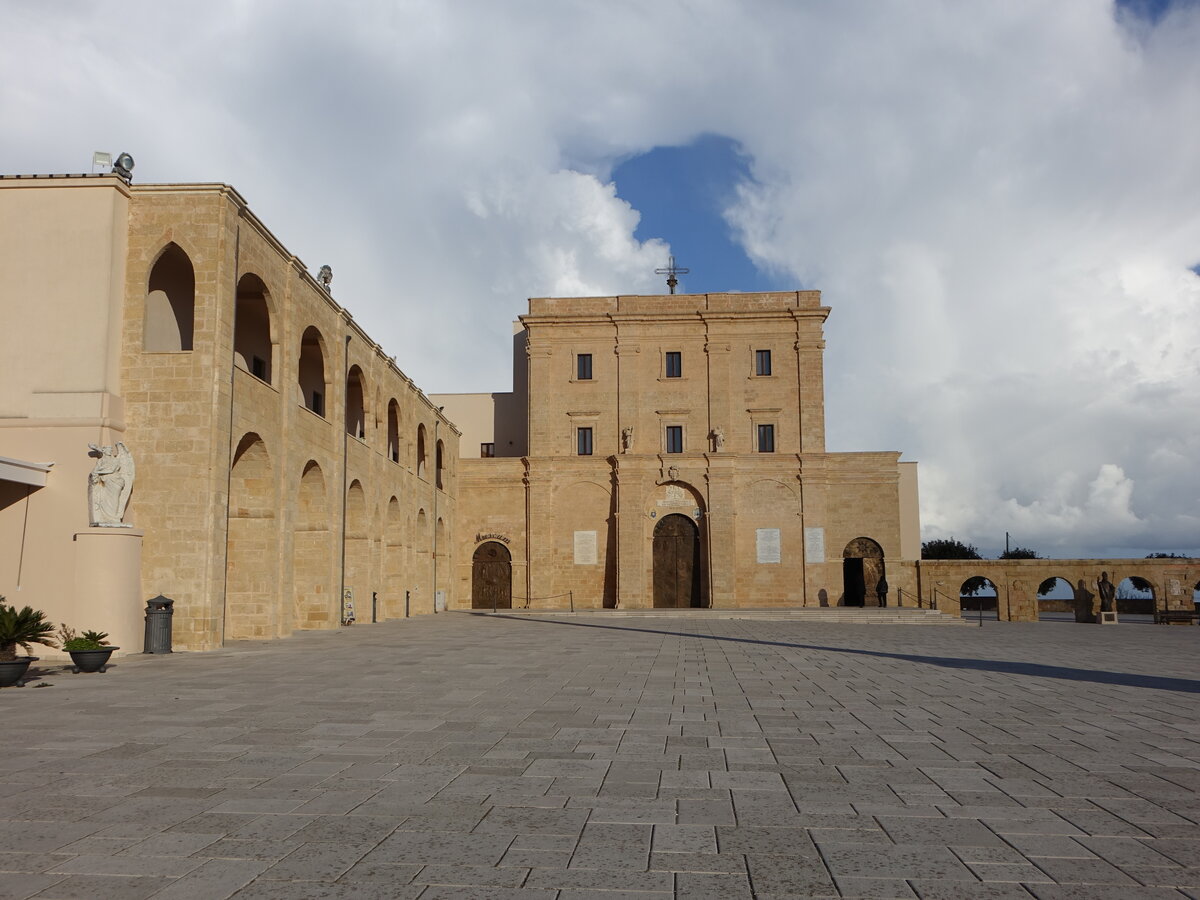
[756, 528, 781, 564]
[574, 530, 597, 565]
[804, 527, 825, 563]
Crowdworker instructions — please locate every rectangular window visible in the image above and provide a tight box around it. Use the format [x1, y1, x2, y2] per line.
[665, 425, 683, 454]
[755, 349, 772, 376]
[665, 351, 682, 378]
[311, 391, 324, 417]
[251, 355, 267, 380]
[757, 424, 775, 453]
[480, 442, 495, 458]
[577, 427, 593, 456]
[576, 353, 592, 380]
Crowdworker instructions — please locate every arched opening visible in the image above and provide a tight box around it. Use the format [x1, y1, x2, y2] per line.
[293, 461, 331, 629]
[234, 274, 273, 383]
[345, 366, 366, 439]
[435, 439, 445, 489]
[472, 542, 512, 609]
[653, 513, 703, 608]
[1116, 576, 1155, 616]
[225, 433, 278, 640]
[416, 424, 427, 478]
[298, 326, 327, 417]
[1035, 576, 1075, 620]
[387, 400, 400, 464]
[144, 243, 195, 352]
[842, 537, 884, 607]
[959, 576, 999, 619]
[385, 497, 404, 618]
[344, 480, 370, 621]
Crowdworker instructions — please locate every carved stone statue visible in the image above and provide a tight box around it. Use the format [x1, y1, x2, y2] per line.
[1096, 571, 1116, 613]
[621, 426, 633, 453]
[88, 442, 134, 527]
[711, 426, 725, 452]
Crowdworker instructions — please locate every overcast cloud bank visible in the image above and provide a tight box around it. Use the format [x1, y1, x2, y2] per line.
[3, 0, 1197, 557]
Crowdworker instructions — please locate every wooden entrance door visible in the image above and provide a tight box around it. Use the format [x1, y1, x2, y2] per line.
[653, 514, 703, 608]
[472, 541, 512, 609]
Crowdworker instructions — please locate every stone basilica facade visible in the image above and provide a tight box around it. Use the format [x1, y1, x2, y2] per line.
[435, 292, 920, 612]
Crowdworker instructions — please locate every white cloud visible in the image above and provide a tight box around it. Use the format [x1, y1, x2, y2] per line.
[2, 0, 1197, 557]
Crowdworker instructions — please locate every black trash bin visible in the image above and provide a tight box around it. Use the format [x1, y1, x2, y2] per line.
[143, 595, 174, 654]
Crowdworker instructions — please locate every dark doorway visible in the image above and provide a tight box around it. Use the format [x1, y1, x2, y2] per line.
[472, 541, 512, 610]
[842, 536, 884, 607]
[653, 514, 703, 608]
[842, 558, 866, 607]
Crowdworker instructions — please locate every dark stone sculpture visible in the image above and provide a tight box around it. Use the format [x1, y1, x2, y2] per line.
[1096, 572, 1116, 613]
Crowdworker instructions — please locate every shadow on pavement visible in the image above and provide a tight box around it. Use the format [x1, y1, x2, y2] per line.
[486, 613, 1200, 695]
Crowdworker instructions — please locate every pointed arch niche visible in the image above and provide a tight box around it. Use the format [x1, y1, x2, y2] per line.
[293, 460, 331, 629]
[225, 433, 279, 640]
[144, 243, 195, 352]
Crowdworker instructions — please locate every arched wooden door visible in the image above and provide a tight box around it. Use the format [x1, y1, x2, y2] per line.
[653, 514, 703, 608]
[472, 542, 512, 609]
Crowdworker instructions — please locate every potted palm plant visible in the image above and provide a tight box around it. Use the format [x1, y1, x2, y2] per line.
[0, 599, 55, 687]
[57, 624, 119, 673]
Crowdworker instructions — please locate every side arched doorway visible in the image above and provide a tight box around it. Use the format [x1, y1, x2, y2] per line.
[653, 514, 703, 609]
[843, 537, 885, 607]
[472, 542, 512, 610]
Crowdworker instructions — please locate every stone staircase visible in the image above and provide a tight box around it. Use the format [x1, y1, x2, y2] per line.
[478, 607, 968, 625]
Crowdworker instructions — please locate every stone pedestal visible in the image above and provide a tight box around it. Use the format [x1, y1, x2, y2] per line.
[1098, 610, 1118, 625]
[73, 528, 144, 656]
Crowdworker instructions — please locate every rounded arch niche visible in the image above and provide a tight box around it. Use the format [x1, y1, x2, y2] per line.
[842, 536, 884, 607]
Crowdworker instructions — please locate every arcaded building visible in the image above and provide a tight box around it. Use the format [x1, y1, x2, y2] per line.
[436, 291, 922, 611]
[0, 173, 457, 653]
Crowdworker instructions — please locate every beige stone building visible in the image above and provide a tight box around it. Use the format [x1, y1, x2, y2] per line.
[436, 291, 922, 611]
[0, 174, 457, 654]
[4, 170, 1194, 656]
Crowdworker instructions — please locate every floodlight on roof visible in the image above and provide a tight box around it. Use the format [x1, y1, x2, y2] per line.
[92, 151, 112, 172]
[112, 152, 135, 182]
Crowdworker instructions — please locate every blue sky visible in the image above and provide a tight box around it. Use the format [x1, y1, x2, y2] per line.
[613, 135, 785, 295]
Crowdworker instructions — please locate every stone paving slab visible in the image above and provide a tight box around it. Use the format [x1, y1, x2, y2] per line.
[1, 613, 1198, 898]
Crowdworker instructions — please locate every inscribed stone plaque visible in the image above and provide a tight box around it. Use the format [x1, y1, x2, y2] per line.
[574, 530, 597, 565]
[804, 527, 826, 563]
[756, 528, 781, 564]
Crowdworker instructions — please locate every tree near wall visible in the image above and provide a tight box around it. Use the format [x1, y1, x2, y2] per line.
[999, 546, 1040, 559]
[921, 538, 982, 560]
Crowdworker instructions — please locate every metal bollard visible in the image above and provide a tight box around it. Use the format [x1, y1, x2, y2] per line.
[143, 595, 174, 654]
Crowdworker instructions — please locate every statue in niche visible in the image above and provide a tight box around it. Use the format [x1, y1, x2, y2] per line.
[1096, 571, 1116, 613]
[88, 442, 135, 527]
[711, 426, 725, 452]
[621, 426, 633, 453]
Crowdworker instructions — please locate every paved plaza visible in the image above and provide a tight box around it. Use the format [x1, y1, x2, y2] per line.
[2, 613, 1198, 899]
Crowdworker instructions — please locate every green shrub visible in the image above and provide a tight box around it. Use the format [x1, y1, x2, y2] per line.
[0, 600, 56, 661]
[57, 624, 112, 651]
[62, 637, 108, 651]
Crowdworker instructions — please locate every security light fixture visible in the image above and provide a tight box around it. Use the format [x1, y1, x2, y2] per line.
[112, 152, 134, 182]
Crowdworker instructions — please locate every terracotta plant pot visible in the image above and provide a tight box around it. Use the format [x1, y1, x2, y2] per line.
[0, 657, 38, 687]
[68, 647, 118, 674]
